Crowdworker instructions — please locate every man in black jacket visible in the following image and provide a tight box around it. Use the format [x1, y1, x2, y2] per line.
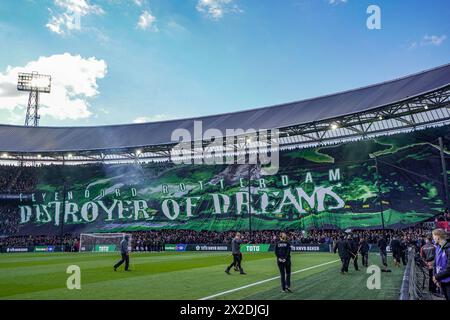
[348, 235, 359, 271]
[275, 232, 292, 293]
[334, 235, 350, 274]
[421, 236, 437, 293]
[378, 235, 391, 272]
[225, 232, 246, 275]
[390, 236, 401, 267]
[359, 237, 370, 268]
[400, 236, 408, 266]
[114, 235, 130, 271]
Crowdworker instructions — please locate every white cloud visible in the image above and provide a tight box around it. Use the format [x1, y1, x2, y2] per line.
[421, 34, 447, 46]
[54, 0, 103, 14]
[167, 19, 189, 34]
[133, 0, 144, 6]
[328, 0, 347, 4]
[133, 115, 174, 123]
[0, 53, 107, 121]
[46, 0, 104, 35]
[409, 34, 447, 50]
[137, 10, 157, 30]
[196, 0, 242, 20]
[408, 42, 418, 50]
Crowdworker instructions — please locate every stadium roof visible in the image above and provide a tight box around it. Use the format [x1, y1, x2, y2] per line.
[0, 63, 450, 155]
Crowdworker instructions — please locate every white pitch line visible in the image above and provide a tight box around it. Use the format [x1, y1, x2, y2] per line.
[199, 259, 340, 300]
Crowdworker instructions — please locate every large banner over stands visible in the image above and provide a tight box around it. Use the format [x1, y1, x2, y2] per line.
[1, 125, 449, 236]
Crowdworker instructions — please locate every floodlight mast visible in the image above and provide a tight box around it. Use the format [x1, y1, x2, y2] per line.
[17, 71, 52, 127]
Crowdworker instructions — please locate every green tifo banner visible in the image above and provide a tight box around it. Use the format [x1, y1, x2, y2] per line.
[3, 124, 450, 235]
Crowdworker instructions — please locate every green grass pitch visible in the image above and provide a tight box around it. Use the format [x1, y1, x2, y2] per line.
[0, 252, 404, 300]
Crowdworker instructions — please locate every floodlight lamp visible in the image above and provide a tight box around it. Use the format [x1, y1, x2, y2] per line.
[17, 72, 52, 93]
[331, 123, 339, 130]
[30, 77, 51, 89]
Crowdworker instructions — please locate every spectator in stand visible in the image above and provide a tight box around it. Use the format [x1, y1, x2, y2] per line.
[444, 208, 450, 222]
[73, 239, 80, 252]
[435, 208, 449, 223]
[421, 236, 437, 293]
[432, 228, 450, 300]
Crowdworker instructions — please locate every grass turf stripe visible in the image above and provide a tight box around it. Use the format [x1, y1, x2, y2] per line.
[199, 259, 340, 300]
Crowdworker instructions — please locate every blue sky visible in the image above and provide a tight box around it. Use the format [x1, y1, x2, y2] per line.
[0, 0, 449, 126]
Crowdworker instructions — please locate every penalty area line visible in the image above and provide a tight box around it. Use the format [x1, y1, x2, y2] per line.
[199, 259, 340, 300]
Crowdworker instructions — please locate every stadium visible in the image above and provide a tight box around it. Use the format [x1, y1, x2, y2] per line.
[1, 2, 450, 310]
[1, 63, 449, 301]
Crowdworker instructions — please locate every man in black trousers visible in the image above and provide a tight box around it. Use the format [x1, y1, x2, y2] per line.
[420, 236, 437, 293]
[114, 235, 130, 271]
[348, 235, 359, 271]
[275, 232, 292, 293]
[390, 235, 402, 267]
[225, 232, 246, 275]
[359, 237, 370, 268]
[400, 236, 408, 266]
[334, 235, 351, 274]
[378, 234, 391, 272]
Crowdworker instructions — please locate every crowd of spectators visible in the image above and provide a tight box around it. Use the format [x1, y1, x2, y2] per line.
[0, 205, 20, 236]
[0, 227, 436, 252]
[0, 165, 37, 193]
[0, 234, 78, 252]
[435, 208, 450, 222]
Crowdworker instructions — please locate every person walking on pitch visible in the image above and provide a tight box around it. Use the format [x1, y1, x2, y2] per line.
[359, 237, 369, 268]
[400, 236, 408, 266]
[378, 234, 391, 272]
[347, 235, 359, 271]
[334, 235, 351, 274]
[275, 232, 292, 293]
[114, 235, 131, 271]
[225, 232, 246, 275]
[390, 236, 402, 267]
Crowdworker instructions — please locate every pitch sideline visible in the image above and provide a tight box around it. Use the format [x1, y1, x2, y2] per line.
[199, 259, 340, 300]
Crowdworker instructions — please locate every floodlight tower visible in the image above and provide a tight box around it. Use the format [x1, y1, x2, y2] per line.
[17, 71, 52, 126]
